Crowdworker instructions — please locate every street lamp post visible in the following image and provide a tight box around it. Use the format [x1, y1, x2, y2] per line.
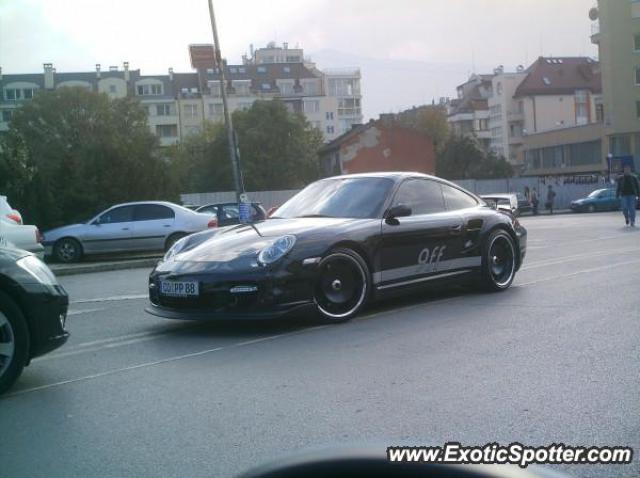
[207, 0, 243, 203]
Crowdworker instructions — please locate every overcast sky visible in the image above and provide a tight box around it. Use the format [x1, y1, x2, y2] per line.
[1, 0, 597, 119]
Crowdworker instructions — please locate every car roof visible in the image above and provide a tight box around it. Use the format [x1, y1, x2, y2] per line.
[481, 193, 517, 198]
[326, 171, 434, 180]
[107, 201, 182, 208]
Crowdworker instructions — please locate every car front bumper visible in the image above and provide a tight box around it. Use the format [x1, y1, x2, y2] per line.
[21, 283, 70, 360]
[146, 259, 319, 320]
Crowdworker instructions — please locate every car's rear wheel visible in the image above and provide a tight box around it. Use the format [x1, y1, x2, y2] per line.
[0, 292, 29, 395]
[480, 230, 516, 292]
[587, 204, 595, 213]
[313, 248, 370, 322]
[54, 238, 82, 263]
[165, 233, 187, 252]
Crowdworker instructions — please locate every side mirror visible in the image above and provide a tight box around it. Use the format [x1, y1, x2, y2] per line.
[385, 205, 412, 221]
[485, 199, 498, 210]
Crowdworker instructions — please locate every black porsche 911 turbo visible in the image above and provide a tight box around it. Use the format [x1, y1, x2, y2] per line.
[146, 172, 527, 322]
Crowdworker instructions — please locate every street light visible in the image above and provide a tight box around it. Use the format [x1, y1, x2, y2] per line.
[206, 0, 243, 204]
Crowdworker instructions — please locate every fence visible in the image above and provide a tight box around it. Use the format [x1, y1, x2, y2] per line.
[181, 177, 614, 212]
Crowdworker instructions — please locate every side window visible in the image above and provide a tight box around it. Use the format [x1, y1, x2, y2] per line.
[134, 204, 175, 221]
[99, 206, 134, 224]
[441, 184, 478, 211]
[198, 205, 218, 215]
[392, 179, 446, 215]
[221, 204, 239, 220]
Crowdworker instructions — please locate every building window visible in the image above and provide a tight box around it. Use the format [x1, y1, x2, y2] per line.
[156, 104, 172, 116]
[636, 100, 640, 119]
[109, 85, 117, 94]
[23, 89, 34, 99]
[279, 82, 294, 95]
[237, 102, 253, 111]
[635, 34, 640, 52]
[1, 110, 12, 122]
[183, 104, 198, 118]
[636, 66, 640, 86]
[137, 84, 162, 96]
[596, 103, 604, 122]
[283, 66, 291, 73]
[257, 66, 267, 73]
[575, 90, 589, 125]
[209, 103, 224, 116]
[303, 100, 320, 113]
[4, 89, 21, 100]
[156, 124, 178, 138]
[229, 67, 237, 74]
[233, 81, 251, 96]
[327, 78, 359, 96]
[261, 83, 271, 90]
[326, 125, 335, 134]
[337, 98, 361, 116]
[326, 112, 334, 120]
[496, 82, 503, 95]
[238, 67, 246, 74]
[543, 76, 551, 86]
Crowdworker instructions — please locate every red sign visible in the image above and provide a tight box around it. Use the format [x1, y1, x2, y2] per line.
[189, 44, 217, 70]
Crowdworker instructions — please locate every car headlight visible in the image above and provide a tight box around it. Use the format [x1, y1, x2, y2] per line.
[257, 235, 296, 266]
[163, 236, 189, 262]
[17, 255, 59, 286]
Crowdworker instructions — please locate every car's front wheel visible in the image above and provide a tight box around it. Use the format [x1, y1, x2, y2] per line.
[480, 230, 517, 292]
[0, 291, 29, 395]
[54, 238, 83, 263]
[313, 248, 370, 322]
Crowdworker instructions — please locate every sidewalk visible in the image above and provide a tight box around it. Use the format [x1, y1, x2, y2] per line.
[49, 255, 161, 276]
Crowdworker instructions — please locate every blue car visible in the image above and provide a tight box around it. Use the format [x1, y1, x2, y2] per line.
[570, 188, 619, 213]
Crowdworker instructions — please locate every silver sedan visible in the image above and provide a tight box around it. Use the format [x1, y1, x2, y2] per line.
[43, 201, 217, 263]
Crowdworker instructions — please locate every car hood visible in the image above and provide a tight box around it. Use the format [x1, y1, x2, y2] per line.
[171, 217, 360, 264]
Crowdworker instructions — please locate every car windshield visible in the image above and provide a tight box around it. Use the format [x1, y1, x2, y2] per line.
[273, 177, 394, 219]
[588, 189, 607, 198]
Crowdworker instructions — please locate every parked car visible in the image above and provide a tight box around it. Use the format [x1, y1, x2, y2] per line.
[196, 202, 267, 226]
[0, 246, 69, 394]
[43, 201, 218, 263]
[0, 195, 23, 224]
[515, 192, 533, 214]
[0, 219, 44, 257]
[480, 194, 520, 216]
[570, 188, 619, 213]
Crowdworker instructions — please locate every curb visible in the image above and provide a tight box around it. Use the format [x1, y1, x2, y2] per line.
[50, 257, 160, 276]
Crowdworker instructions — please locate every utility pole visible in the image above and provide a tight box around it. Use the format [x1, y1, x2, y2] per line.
[207, 0, 243, 203]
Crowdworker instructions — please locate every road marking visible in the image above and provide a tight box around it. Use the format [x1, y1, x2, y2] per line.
[70, 294, 147, 304]
[4, 326, 329, 398]
[521, 247, 640, 271]
[67, 307, 106, 317]
[517, 258, 640, 287]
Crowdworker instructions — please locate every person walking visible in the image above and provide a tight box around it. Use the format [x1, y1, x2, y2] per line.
[531, 188, 539, 215]
[545, 185, 556, 214]
[616, 165, 640, 227]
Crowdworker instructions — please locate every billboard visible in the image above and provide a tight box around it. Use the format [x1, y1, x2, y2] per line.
[189, 44, 217, 70]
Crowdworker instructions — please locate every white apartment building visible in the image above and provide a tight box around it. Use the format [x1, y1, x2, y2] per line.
[448, 74, 494, 150]
[0, 43, 364, 145]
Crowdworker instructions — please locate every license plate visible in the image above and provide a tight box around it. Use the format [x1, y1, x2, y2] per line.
[160, 281, 199, 297]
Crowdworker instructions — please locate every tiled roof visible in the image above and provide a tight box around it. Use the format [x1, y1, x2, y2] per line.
[514, 57, 601, 97]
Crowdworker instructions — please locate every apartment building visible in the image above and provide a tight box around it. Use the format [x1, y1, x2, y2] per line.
[590, 0, 640, 162]
[447, 74, 494, 150]
[0, 43, 363, 145]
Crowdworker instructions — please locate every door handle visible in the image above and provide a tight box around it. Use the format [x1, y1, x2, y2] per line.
[122, 227, 129, 231]
[450, 224, 462, 234]
[163, 225, 171, 227]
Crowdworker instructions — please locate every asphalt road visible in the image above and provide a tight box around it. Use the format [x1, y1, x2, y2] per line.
[1, 212, 639, 478]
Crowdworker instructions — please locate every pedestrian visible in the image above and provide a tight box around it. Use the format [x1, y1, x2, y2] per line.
[531, 188, 539, 215]
[545, 185, 556, 214]
[616, 165, 640, 227]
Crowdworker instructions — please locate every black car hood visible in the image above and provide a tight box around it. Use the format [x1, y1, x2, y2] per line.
[173, 217, 358, 264]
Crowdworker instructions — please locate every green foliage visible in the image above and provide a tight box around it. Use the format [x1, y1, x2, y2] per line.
[394, 105, 449, 153]
[0, 87, 176, 229]
[169, 99, 323, 193]
[436, 135, 514, 180]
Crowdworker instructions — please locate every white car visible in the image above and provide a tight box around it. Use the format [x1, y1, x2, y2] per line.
[0, 195, 23, 224]
[0, 217, 45, 258]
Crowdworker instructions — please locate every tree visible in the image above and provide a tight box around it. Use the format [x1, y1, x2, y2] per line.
[171, 99, 324, 193]
[0, 87, 175, 229]
[436, 135, 513, 180]
[394, 105, 449, 153]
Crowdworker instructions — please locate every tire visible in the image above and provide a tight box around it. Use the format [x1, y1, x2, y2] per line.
[165, 233, 187, 252]
[54, 237, 83, 263]
[0, 291, 29, 395]
[313, 248, 371, 322]
[479, 230, 517, 292]
[587, 204, 595, 213]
